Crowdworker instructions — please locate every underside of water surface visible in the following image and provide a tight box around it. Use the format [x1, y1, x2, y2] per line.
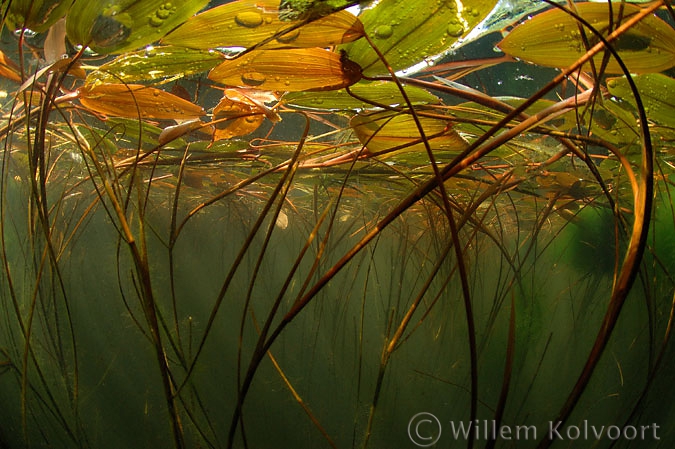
[1, 0, 675, 448]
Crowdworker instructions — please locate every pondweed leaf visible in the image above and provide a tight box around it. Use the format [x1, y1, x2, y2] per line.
[351, 110, 468, 157]
[283, 80, 441, 110]
[497, 2, 675, 74]
[4, 0, 72, 33]
[78, 83, 206, 119]
[66, 0, 209, 54]
[87, 46, 225, 84]
[607, 73, 675, 127]
[0, 50, 22, 83]
[162, 0, 364, 50]
[211, 89, 273, 141]
[208, 47, 362, 92]
[341, 0, 497, 76]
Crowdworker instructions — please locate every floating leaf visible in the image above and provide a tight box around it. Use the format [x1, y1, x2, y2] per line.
[350, 110, 468, 157]
[588, 100, 640, 146]
[208, 48, 362, 92]
[5, 0, 72, 33]
[66, 0, 209, 55]
[497, 3, 675, 74]
[162, 0, 363, 50]
[283, 80, 440, 110]
[78, 83, 205, 119]
[341, 0, 497, 76]
[87, 46, 225, 84]
[607, 74, 675, 127]
[0, 50, 22, 83]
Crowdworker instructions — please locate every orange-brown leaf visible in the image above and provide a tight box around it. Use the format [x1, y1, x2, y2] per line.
[162, 0, 364, 50]
[78, 83, 205, 119]
[0, 50, 22, 83]
[209, 48, 362, 92]
[211, 89, 265, 140]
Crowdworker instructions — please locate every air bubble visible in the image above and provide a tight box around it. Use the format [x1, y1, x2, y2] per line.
[374, 25, 393, 39]
[447, 24, 464, 37]
[235, 12, 264, 28]
[276, 28, 300, 43]
[241, 72, 267, 86]
[149, 15, 164, 27]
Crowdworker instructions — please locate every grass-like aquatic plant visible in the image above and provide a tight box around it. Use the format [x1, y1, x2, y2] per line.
[0, 0, 674, 448]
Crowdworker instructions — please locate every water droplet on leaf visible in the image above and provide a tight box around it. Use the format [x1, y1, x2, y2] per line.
[276, 28, 300, 43]
[447, 24, 464, 37]
[374, 25, 393, 39]
[241, 72, 267, 86]
[235, 12, 264, 28]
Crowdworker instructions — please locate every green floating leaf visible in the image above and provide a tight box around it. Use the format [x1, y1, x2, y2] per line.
[351, 110, 468, 157]
[283, 80, 440, 110]
[66, 0, 209, 55]
[5, 0, 72, 33]
[162, 0, 363, 50]
[87, 46, 225, 84]
[497, 3, 675, 74]
[342, 0, 497, 76]
[588, 100, 640, 146]
[607, 73, 675, 127]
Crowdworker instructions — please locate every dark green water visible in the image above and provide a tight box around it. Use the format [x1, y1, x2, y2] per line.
[0, 156, 673, 448]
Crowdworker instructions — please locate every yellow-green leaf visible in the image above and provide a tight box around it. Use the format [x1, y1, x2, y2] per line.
[78, 83, 205, 119]
[283, 80, 441, 110]
[208, 48, 362, 92]
[351, 110, 468, 157]
[607, 73, 675, 127]
[162, 0, 363, 50]
[341, 0, 497, 76]
[497, 3, 675, 74]
[66, 0, 209, 55]
[5, 0, 72, 33]
[87, 46, 225, 84]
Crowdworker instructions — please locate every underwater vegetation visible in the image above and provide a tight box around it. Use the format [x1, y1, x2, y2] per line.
[0, 0, 674, 447]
